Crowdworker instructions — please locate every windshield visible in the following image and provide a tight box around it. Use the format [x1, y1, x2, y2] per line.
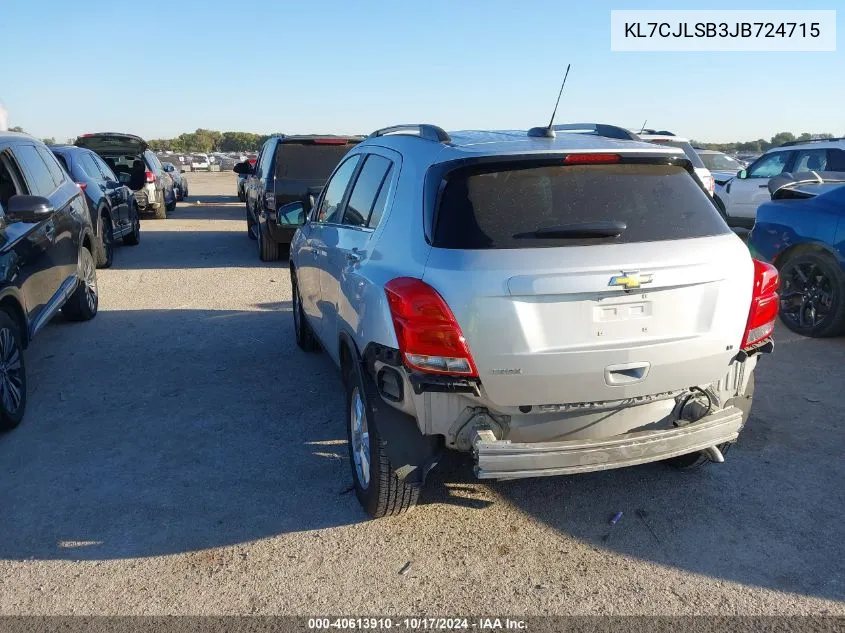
[699, 152, 742, 171]
[432, 162, 727, 249]
[274, 143, 355, 180]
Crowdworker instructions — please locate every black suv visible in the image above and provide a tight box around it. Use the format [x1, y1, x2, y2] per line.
[0, 133, 99, 430]
[235, 135, 362, 261]
[51, 145, 141, 268]
[75, 133, 176, 219]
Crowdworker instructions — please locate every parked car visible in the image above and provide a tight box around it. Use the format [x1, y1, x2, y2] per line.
[75, 133, 176, 219]
[638, 132, 715, 196]
[236, 135, 363, 260]
[749, 171, 845, 338]
[50, 146, 141, 267]
[695, 149, 745, 184]
[162, 162, 189, 200]
[718, 138, 845, 228]
[0, 132, 99, 430]
[287, 122, 776, 517]
[191, 154, 210, 171]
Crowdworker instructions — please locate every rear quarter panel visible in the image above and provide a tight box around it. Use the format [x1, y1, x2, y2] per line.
[750, 199, 844, 265]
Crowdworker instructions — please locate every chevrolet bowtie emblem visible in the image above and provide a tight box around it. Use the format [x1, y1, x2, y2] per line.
[608, 271, 653, 290]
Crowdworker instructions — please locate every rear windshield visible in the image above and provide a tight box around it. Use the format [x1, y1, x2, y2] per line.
[432, 162, 728, 249]
[274, 143, 354, 180]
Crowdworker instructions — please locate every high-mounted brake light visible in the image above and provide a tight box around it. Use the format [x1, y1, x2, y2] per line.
[563, 153, 620, 165]
[145, 170, 155, 183]
[742, 259, 779, 349]
[384, 278, 478, 377]
[312, 138, 348, 145]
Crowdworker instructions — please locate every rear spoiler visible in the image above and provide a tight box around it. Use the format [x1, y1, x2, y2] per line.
[767, 171, 845, 196]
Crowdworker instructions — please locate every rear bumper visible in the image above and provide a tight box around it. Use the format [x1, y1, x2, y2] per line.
[474, 405, 743, 480]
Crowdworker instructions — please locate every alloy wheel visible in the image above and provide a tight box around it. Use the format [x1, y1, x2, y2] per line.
[82, 251, 98, 313]
[0, 327, 23, 414]
[780, 260, 834, 329]
[350, 386, 371, 489]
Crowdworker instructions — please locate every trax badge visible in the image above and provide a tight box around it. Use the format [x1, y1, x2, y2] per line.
[609, 271, 653, 290]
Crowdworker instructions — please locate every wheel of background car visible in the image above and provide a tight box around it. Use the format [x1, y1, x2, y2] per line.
[166, 189, 176, 212]
[123, 203, 141, 246]
[95, 212, 114, 269]
[0, 309, 26, 431]
[778, 251, 845, 338]
[61, 247, 99, 322]
[292, 273, 319, 353]
[345, 358, 419, 517]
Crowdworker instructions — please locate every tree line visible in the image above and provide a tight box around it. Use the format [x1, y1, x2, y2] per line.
[691, 131, 840, 154]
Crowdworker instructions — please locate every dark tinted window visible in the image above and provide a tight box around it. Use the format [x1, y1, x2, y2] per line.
[828, 149, 845, 171]
[368, 164, 394, 229]
[275, 143, 355, 181]
[15, 145, 58, 196]
[36, 146, 67, 186]
[93, 155, 117, 181]
[342, 155, 392, 228]
[53, 152, 70, 173]
[432, 162, 729, 250]
[78, 153, 103, 181]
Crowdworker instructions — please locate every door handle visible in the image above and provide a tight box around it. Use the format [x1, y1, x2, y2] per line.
[346, 249, 362, 264]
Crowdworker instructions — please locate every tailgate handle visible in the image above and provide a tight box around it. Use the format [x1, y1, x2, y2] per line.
[605, 362, 650, 386]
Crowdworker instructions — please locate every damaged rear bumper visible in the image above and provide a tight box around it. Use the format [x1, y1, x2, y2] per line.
[473, 405, 744, 480]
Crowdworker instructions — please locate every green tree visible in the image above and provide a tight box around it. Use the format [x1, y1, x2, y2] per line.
[41, 137, 56, 145]
[9, 126, 25, 133]
[769, 132, 795, 147]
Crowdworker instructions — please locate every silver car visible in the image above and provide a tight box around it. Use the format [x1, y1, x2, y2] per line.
[286, 123, 778, 518]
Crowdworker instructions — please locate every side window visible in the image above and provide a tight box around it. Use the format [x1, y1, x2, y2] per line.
[342, 155, 393, 228]
[316, 156, 362, 224]
[78, 153, 102, 180]
[93, 155, 118, 181]
[747, 151, 791, 178]
[0, 153, 27, 209]
[792, 149, 828, 173]
[53, 153, 70, 173]
[14, 145, 58, 196]
[36, 146, 67, 186]
[367, 164, 394, 229]
[146, 151, 162, 173]
[828, 149, 845, 172]
[260, 141, 275, 180]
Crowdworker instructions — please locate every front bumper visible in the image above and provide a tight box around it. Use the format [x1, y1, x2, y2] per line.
[474, 405, 743, 480]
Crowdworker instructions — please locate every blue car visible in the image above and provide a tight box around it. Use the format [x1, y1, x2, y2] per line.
[749, 172, 845, 337]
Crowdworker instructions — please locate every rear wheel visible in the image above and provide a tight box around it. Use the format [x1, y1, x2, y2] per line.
[257, 219, 280, 261]
[95, 211, 114, 269]
[778, 251, 845, 338]
[292, 272, 319, 352]
[0, 310, 26, 431]
[346, 362, 419, 517]
[62, 247, 98, 322]
[166, 189, 177, 212]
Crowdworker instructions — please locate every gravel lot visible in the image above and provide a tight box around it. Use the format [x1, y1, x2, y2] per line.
[0, 171, 842, 616]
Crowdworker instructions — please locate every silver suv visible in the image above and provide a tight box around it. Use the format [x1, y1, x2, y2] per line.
[286, 123, 778, 518]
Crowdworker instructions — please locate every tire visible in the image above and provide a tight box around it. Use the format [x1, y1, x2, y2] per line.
[166, 189, 177, 212]
[123, 203, 141, 246]
[292, 271, 319, 352]
[664, 374, 755, 470]
[257, 219, 280, 261]
[238, 191, 245, 202]
[346, 361, 420, 517]
[94, 211, 114, 269]
[152, 203, 166, 219]
[777, 251, 845, 338]
[61, 247, 98, 322]
[0, 310, 26, 431]
[246, 204, 257, 240]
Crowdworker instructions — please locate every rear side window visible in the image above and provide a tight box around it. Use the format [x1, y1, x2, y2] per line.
[342, 155, 393, 228]
[15, 145, 58, 196]
[78, 153, 102, 180]
[275, 143, 355, 181]
[432, 162, 729, 250]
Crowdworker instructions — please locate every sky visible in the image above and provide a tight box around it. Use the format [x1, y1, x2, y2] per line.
[1, 0, 842, 143]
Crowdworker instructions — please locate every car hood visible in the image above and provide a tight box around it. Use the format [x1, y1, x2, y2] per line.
[711, 170, 738, 184]
[75, 133, 148, 155]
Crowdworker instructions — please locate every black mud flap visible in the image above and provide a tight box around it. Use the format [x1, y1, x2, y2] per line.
[357, 359, 441, 486]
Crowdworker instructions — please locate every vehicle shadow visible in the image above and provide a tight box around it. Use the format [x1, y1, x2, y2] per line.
[450, 329, 845, 603]
[0, 307, 366, 561]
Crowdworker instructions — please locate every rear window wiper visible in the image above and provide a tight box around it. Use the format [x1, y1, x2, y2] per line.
[513, 221, 626, 239]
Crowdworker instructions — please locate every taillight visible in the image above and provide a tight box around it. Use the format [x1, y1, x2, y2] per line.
[76, 182, 87, 191]
[563, 153, 620, 165]
[742, 259, 779, 349]
[145, 170, 155, 183]
[384, 277, 478, 376]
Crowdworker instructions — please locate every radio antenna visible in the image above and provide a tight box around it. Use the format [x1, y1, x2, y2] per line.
[639, 119, 648, 134]
[528, 64, 571, 138]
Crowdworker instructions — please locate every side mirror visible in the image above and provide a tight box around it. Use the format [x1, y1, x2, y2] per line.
[233, 161, 252, 175]
[277, 201, 306, 226]
[6, 195, 54, 222]
[737, 169, 747, 180]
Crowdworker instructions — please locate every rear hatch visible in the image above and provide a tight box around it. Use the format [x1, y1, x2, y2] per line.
[422, 155, 753, 408]
[75, 133, 147, 156]
[273, 137, 361, 211]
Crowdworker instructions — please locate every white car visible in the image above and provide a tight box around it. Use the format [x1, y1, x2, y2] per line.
[191, 154, 210, 171]
[638, 133, 715, 197]
[718, 139, 845, 228]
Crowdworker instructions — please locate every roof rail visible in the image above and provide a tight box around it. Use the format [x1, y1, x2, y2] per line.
[369, 124, 451, 143]
[528, 123, 640, 141]
[778, 136, 845, 148]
